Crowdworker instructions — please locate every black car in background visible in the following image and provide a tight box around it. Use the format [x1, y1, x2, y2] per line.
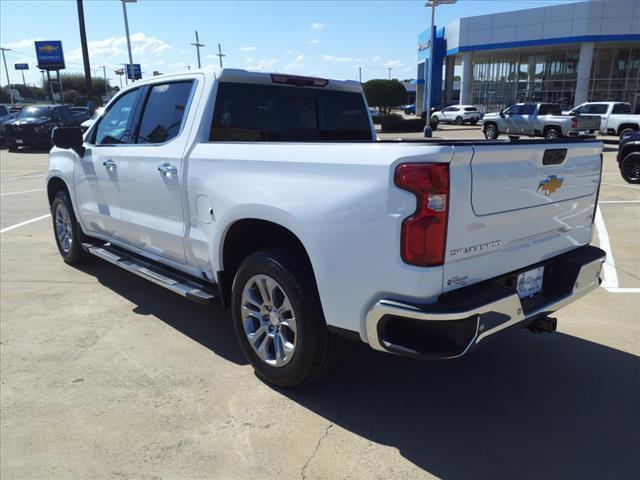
[70, 106, 92, 124]
[618, 132, 640, 184]
[4, 105, 82, 151]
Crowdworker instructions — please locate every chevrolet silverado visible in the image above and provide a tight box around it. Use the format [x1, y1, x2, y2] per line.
[46, 69, 606, 387]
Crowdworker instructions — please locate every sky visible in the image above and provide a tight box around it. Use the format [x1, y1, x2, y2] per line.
[1, 0, 581, 88]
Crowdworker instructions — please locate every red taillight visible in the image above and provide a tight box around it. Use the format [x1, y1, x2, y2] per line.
[571, 116, 578, 129]
[394, 163, 449, 267]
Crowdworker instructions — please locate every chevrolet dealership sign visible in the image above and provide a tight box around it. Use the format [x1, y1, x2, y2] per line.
[35, 41, 65, 70]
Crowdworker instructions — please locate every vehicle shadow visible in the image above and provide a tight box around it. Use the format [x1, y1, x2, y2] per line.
[77, 260, 639, 479]
[75, 260, 247, 366]
[276, 332, 640, 479]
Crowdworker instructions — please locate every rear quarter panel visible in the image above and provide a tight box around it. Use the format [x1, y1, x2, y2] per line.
[185, 142, 455, 340]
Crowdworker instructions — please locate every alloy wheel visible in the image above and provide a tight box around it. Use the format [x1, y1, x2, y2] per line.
[240, 274, 298, 367]
[55, 202, 73, 254]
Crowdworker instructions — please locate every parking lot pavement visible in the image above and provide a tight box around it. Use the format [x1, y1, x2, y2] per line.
[1, 144, 638, 479]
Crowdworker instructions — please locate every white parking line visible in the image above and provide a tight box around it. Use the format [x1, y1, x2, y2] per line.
[0, 188, 46, 197]
[594, 208, 640, 294]
[0, 214, 50, 234]
[598, 200, 640, 204]
[601, 182, 640, 189]
[5, 173, 47, 181]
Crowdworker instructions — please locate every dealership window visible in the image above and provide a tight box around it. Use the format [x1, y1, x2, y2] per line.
[470, 45, 639, 113]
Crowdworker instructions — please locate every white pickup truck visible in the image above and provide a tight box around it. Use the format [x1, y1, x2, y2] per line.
[565, 102, 640, 138]
[47, 68, 606, 387]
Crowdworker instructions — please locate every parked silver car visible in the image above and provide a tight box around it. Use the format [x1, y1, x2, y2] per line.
[482, 103, 600, 140]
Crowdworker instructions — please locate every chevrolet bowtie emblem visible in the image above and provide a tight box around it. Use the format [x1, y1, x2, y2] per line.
[537, 175, 564, 195]
[39, 45, 59, 53]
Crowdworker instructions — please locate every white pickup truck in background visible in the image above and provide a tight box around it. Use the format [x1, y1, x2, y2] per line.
[566, 102, 640, 138]
[47, 68, 606, 387]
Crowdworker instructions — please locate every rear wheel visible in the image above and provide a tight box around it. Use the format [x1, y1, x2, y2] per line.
[430, 116, 439, 130]
[544, 127, 562, 140]
[455, 116, 463, 126]
[471, 119, 478, 125]
[620, 152, 640, 184]
[619, 127, 636, 139]
[51, 190, 90, 265]
[484, 123, 498, 139]
[231, 249, 335, 387]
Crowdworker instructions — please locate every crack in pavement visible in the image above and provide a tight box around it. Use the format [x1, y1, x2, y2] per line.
[301, 423, 334, 480]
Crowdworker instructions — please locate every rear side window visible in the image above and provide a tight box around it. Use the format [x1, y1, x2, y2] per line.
[520, 104, 536, 115]
[612, 103, 631, 114]
[211, 82, 372, 142]
[136, 81, 194, 144]
[538, 104, 561, 115]
[464, 107, 478, 112]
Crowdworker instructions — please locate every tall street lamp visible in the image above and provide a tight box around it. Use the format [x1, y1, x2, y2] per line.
[121, 0, 136, 80]
[425, 0, 456, 119]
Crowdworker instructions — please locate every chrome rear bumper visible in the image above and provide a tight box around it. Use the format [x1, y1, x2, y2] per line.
[365, 246, 605, 359]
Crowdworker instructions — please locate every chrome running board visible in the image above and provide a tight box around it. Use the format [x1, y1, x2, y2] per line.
[83, 242, 218, 305]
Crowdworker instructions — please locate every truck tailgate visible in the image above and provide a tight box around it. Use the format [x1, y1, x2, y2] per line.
[443, 141, 602, 292]
[574, 114, 601, 131]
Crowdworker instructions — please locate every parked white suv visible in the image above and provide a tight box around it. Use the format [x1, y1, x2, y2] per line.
[431, 105, 481, 126]
[46, 68, 606, 387]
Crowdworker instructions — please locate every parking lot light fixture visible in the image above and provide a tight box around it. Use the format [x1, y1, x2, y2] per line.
[121, 0, 137, 81]
[424, 0, 456, 119]
[0, 47, 15, 104]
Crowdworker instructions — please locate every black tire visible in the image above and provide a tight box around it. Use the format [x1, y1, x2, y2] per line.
[484, 123, 499, 139]
[231, 249, 336, 387]
[471, 119, 478, 125]
[544, 127, 562, 140]
[430, 116, 439, 128]
[51, 190, 90, 265]
[455, 116, 463, 126]
[620, 151, 640, 184]
[7, 142, 18, 152]
[619, 127, 636, 139]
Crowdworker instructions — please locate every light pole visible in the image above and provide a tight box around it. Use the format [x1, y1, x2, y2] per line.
[76, 0, 93, 101]
[0, 47, 15, 104]
[388, 67, 392, 80]
[121, 0, 136, 81]
[191, 31, 204, 69]
[424, 0, 456, 119]
[216, 44, 226, 68]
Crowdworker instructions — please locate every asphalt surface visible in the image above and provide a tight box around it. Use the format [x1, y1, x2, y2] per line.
[1, 133, 639, 479]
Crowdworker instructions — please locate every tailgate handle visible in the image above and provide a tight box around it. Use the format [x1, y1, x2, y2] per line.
[543, 148, 567, 166]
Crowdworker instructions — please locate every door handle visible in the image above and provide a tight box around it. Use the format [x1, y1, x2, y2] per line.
[103, 159, 117, 170]
[157, 163, 177, 176]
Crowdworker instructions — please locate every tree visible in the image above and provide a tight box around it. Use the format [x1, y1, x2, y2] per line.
[363, 79, 407, 118]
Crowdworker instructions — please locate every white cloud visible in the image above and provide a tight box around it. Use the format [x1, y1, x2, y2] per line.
[240, 46, 256, 51]
[283, 54, 305, 73]
[245, 58, 280, 71]
[309, 39, 320, 44]
[321, 55, 352, 63]
[383, 60, 403, 69]
[285, 50, 293, 56]
[310, 22, 324, 30]
[5, 38, 42, 50]
[66, 32, 172, 63]
[371, 56, 381, 62]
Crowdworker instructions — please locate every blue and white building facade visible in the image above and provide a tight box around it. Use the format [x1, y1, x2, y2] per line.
[416, 0, 640, 114]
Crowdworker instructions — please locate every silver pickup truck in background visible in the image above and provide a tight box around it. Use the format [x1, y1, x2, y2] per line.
[565, 102, 640, 139]
[482, 103, 600, 140]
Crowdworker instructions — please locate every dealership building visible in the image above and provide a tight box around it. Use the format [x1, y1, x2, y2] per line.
[416, 0, 640, 114]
